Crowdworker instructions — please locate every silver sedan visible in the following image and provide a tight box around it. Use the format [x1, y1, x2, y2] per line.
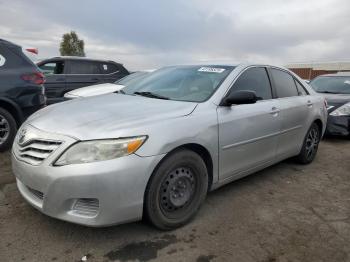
[12, 64, 327, 229]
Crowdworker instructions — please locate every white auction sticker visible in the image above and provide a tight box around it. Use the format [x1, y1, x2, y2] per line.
[198, 67, 225, 73]
[0, 54, 5, 67]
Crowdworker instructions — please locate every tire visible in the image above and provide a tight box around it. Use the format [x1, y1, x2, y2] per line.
[144, 149, 208, 230]
[296, 123, 321, 164]
[0, 108, 17, 152]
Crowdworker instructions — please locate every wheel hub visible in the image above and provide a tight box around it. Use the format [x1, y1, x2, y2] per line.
[0, 115, 10, 145]
[305, 127, 319, 158]
[160, 167, 195, 212]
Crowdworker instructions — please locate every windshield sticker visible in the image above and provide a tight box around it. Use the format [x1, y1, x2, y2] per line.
[198, 67, 225, 73]
[344, 80, 350, 85]
[0, 54, 5, 67]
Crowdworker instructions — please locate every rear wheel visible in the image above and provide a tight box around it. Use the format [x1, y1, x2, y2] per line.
[0, 108, 17, 152]
[144, 149, 208, 230]
[296, 123, 321, 164]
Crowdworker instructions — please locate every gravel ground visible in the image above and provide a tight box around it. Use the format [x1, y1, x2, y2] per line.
[0, 138, 349, 262]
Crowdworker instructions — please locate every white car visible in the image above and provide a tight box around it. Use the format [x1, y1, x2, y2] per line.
[64, 70, 153, 99]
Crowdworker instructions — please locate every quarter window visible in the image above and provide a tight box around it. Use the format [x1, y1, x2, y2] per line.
[101, 63, 119, 74]
[295, 80, 308, 95]
[271, 69, 298, 98]
[230, 67, 272, 100]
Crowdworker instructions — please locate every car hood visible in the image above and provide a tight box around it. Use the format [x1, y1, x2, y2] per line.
[27, 94, 197, 140]
[65, 83, 124, 98]
[318, 93, 350, 104]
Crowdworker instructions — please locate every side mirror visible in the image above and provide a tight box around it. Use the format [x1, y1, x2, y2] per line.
[221, 90, 259, 106]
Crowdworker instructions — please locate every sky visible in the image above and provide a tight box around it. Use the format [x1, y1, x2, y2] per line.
[0, 0, 349, 70]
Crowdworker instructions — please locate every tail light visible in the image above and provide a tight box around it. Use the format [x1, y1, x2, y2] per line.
[21, 72, 45, 85]
[324, 99, 328, 108]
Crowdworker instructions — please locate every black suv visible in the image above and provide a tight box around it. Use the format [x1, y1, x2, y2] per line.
[0, 39, 46, 151]
[37, 57, 129, 104]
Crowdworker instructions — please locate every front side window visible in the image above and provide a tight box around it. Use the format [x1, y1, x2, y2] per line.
[310, 76, 350, 94]
[230, 67, 272, 100]
[122, 65, 234, 102]
[271, 69, 299, 98]
[39, 61, 65, 75]
[69, 61, 100, 74]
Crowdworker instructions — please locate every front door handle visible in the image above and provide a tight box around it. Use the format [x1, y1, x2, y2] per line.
[270, 107, 280, 116]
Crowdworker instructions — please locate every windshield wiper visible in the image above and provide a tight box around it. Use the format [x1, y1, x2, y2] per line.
[115, 89, 125, 94]
[133, 91, 169, 100]
[317, 91, 339, 94]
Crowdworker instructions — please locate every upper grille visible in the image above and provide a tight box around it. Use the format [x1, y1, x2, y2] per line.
[17, 139, 62, 165]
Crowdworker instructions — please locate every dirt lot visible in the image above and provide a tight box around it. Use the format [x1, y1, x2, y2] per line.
[0, 139, 349, 262]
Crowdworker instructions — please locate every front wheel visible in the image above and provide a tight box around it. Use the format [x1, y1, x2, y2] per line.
[0, 108, 17, 152]
[296, 123, 321, 164]
[144, 149, 208, 230]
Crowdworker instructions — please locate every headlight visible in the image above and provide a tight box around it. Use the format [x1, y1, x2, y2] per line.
[330, 102, 350, 116]
[54, 136, 147, 166]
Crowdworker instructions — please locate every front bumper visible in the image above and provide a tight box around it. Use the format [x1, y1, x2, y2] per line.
[325, 115, 350, 136]
[12, 152, 165, 227]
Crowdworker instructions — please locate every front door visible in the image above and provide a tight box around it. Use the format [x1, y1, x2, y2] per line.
[38, 60, 66, 104]
[217, 67, 281, 181]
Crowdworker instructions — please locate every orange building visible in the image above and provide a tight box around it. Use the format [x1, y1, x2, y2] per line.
[286, 61, 350, 80]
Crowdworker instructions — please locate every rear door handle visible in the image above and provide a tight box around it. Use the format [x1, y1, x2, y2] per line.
[307, 100, 313, 107]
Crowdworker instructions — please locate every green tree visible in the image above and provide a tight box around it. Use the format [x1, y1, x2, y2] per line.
[59, 31, 85, 57]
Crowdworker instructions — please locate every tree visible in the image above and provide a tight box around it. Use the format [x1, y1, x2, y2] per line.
[59, 31, 85, 57]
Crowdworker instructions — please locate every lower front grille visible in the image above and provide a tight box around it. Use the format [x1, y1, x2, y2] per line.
[27, 186, 44, 201]
[71, 198, 99, 217]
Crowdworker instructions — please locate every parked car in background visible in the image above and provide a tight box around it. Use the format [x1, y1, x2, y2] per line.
[12, 64, 327, 229]
[310, 72, 350, 136]
[0, 39, 45, 151]
[64, 70, 154, 99]
[37, 57, 129, 104]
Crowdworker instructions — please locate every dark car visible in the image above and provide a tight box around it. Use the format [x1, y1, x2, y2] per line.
[310, 72, 350, 136]
[0, 39, 46, 151]
[37, 57, 129, 104]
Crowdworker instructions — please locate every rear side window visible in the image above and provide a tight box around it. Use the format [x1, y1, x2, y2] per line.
[100, 63, 119, 74]
[230, 67, 272, 100]
[271, 69, 298, 98]
[295, 80, 308, 95]
[0, 45, 32, 69]
[68, 61, 101, 74]
[39, 61, 65, 75]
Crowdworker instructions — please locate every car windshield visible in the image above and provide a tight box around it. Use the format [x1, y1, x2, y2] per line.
[122, 65, 235, 102]
[115, 71, 149, 86]
[310, 76, 350, 94]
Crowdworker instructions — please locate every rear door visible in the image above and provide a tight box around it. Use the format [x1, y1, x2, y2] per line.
[217, 67, 281, 181]
[268, 68, 310, 158]
[65, 60, 102, 91]
[38, 60, 66, 104]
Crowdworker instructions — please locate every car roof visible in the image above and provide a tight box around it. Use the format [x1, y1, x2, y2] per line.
[40, 56, 123, 65]
[0, 38, 21, 48]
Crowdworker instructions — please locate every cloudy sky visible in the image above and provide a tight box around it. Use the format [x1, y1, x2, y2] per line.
[0, 0, 349, 70]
